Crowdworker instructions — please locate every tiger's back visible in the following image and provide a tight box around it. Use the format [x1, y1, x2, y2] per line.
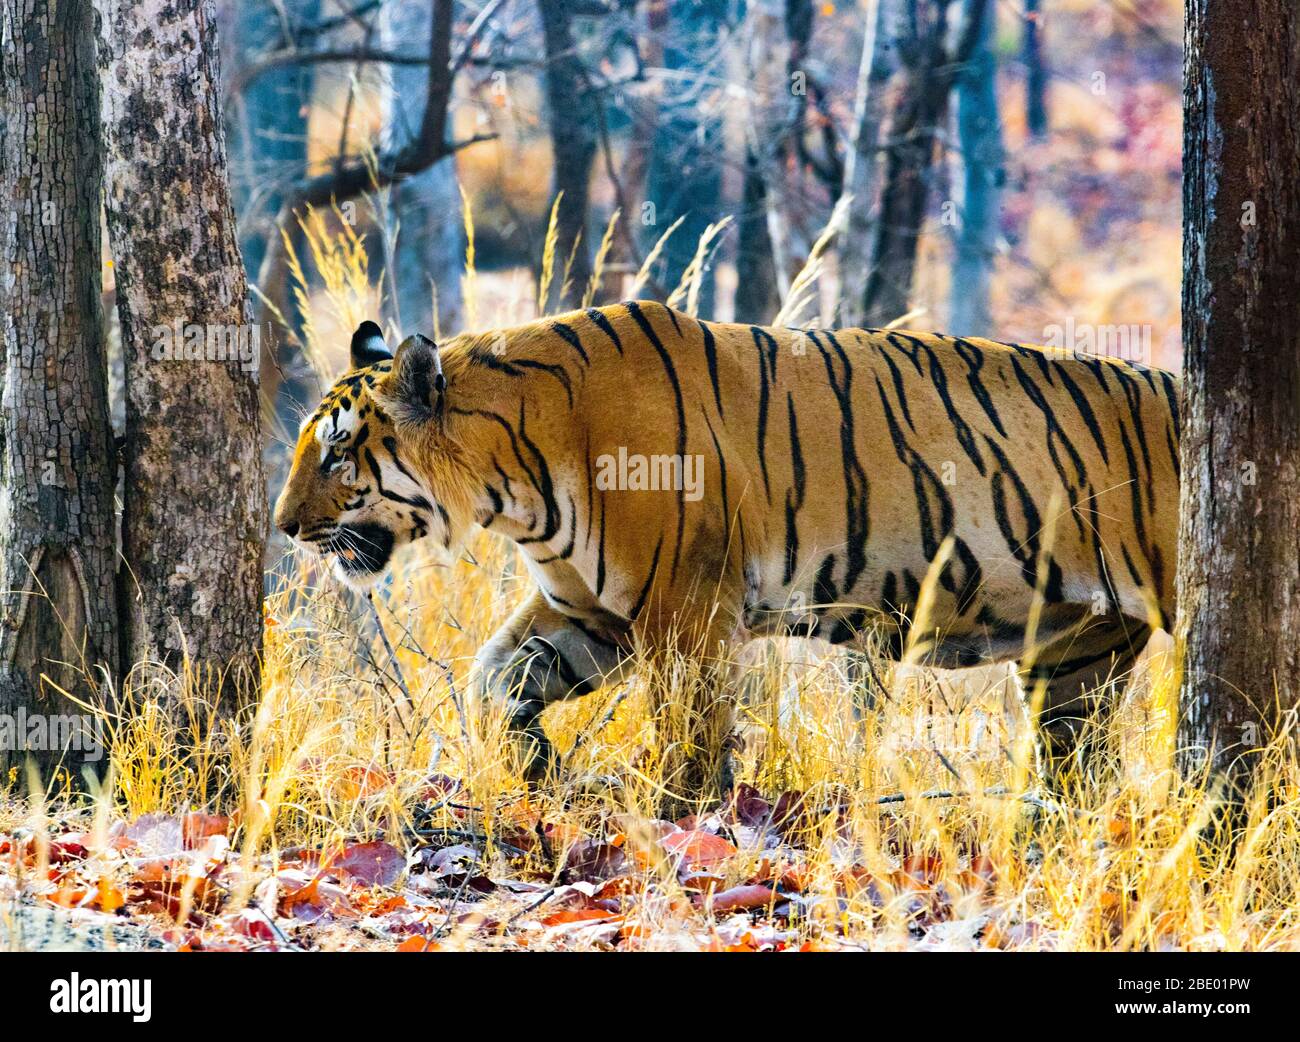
[560, 303, 1178, 665]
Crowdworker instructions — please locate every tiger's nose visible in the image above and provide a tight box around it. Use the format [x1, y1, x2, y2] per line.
[279, 519, 300, 539]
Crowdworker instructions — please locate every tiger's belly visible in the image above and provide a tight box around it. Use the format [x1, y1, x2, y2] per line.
[738, 515, 1102, 669]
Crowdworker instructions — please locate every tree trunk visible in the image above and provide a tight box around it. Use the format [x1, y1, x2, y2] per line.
[836, 0, 898, 326]
[226, 0, 320, 282]
[99, 0, 266, 694]
[950, 0, 1002, 335]
[735, 144, 780, 323]
[644, 0, 727, 318]
[539, 0, 598, 312]
[0, 0, 119, 778]
[1177, 0, 1300, 803]
[734, 0, 790, 323]
[382, 0, 464, 336]
[861, 1, 953, 327]
[1022, 0, 1048, 140]
[861, 0, 985, 328]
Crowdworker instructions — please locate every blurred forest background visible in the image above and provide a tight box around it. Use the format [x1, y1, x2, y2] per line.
[203, 0, 1182, 434]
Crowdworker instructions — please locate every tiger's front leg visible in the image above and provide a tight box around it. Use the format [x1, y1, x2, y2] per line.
[472, 590, 632, 783]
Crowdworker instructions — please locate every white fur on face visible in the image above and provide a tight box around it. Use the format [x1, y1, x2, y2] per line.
[314, 404, 358, 462]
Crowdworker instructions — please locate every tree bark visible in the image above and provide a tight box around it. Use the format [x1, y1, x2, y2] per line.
[382, 0, 464, 336]
[734, 0, 790, 323]
[0, 0, 119, 777]
[836, 0, 899, 326]
[1022, 0, 1048, 140]
[950, 0, 1002, 335]
[643, 0, 727, 318]
[861, 0, 985, 327]
[99, 0, 266, 693]
[1177, 0, 1300, 802]
[226, 0, 320, 282]
[539, 0, 599, 311]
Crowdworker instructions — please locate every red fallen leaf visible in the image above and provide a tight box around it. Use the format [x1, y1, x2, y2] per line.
[900, 854, 946, 888]
[959, 853, 997, 893]
[678, 871, 726, 894]
[232, 909, 277, 944]
[422, 773, 462, 802]
[661, 830, 736, 868]
[540, 908, 620, 928]
[770, 791, 810, 838]
[722, 783, 772, 828]
[398, 936, 440, 951]
[340, 764, 394, 800]
[560, 840, 627, 885]
[593, 875, 641, 901]
[696, 884, 777, 913]
[45, 882, 90, 908]
[48, 834, 91, 863]
[182, 812, 230, 849]
[335, 841, 406, 888]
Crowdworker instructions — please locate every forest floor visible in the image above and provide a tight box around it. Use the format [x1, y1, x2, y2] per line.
[3, 533, 1299, 953]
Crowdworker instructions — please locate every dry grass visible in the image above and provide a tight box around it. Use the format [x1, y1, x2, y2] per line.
[4, 208, 1299, 953]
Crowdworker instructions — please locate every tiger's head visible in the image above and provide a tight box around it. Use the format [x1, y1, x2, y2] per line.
[273, 321, 474, 588]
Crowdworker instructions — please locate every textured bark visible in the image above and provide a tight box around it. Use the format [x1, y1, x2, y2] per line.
[0, 0, 119, 776]
[950, 0, 1002, 335]
[382, 0, 465, 337]
[99, 0, 266, 689]
[1177, 0, 1300, 798]
[734, 0, 789, 323]
[861, 0, 985, 327]
[539, 0, 598, 311]
[836, 0, 899, 326]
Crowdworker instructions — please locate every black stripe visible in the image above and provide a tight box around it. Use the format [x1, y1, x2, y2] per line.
[699, 319, 724, 417]
[624, 302, 688, 580]
[782, 392, 806, 585]
[808, 331, 870, 592]
[951, 337, 1008, 437]
[1051, 361, 1110, 465]
[629, 535, 663, 620]
[550, 321, 590, 365]
[984, 434, 1065, 601]
[585, 308, 623, 354]
[751, 326, 780, 503]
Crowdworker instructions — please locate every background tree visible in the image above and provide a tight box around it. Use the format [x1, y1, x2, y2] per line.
[861, 0, 987, 327]
[835, 0, 898, 326]
[538, 0, 599, 311]
[99, 0, 266, 690]
[226, 0, 321, 284]
[643, 0, 727, 318]
[383, 0, 465, 336]
[1177, 0, 1300, 804]
[950, 0, 1003, 334]
[1022, 0, 1048, 140]
[0, 0, 119, 776]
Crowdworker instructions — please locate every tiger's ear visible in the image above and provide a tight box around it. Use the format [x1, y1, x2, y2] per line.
[388, 334, 445, 424]
[350, 320, 392, 369]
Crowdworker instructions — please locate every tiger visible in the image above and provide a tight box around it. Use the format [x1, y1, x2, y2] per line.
[273, 301, 1180, 792]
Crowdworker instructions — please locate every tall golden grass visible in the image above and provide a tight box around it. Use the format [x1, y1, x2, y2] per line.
[5, 200, 1299, 952]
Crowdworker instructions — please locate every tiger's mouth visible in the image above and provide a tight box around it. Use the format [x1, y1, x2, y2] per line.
[323, 523, 396, 582]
